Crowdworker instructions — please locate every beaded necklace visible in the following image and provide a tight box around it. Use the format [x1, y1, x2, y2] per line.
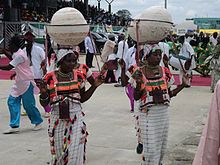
[57, 70, 73, 80]
[142, 64, 162, 79]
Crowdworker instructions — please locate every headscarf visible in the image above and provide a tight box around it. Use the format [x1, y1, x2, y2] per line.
[141, 44, 161, 61]
[57, 49, 74, 64]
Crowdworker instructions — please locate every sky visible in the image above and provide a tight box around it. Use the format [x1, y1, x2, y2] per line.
[88, 0, 220, 24]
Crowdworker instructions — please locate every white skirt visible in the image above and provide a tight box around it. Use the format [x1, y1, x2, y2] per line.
[139, 105, 169, 165]
[48, 102, 87, 165]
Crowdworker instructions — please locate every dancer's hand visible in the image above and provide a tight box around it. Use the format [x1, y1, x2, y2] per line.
[94, 75, 105, 87]
[38, 80, 48, 94]
[101, 63, 108, 71]
[10, 73, 16, 80]
[163, 55, 169, 68]
[100, 63, 108, 76]
[134, 70, 142, 83]
[134, 70, 143, 90]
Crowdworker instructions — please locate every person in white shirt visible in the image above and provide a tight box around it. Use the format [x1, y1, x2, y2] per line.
[114, 34, 128, 87]
[23, 31, 50, 117]
[101, 34, 117, 83]
[23, 31, 46, 79]
[124, 44, 136, 70]
[84, 31, 96, 68]
[101, 34, 116, 63]
[158, 39, 170, 67]
[210, 32, 218, 47]
[178, 36, 196, 87]
[185, 30, 195, 43]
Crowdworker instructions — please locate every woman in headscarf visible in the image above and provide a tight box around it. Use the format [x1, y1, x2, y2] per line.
[39, 49, 104, 165]
[120, 44, 189, 165]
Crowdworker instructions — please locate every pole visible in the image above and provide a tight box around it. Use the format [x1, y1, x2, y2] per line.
[85, 0, 89, 16]
[97, 0, 101, 11]
[72, 0, 75, 7]
[45, 28, 48, 69]
[135, 20, 140, 66]
[8, 0, 12, 7]
[46, 0, 48, 21]
[104, 0, 114, 13]
[108, 4, 111, 13]
[165, 0, 167, 9]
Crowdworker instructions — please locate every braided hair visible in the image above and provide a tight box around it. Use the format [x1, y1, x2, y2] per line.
[9, 35, 25, 51]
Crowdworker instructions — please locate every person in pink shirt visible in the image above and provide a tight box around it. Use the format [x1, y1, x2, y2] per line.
[0, 35, 43, 134]
[193, 80, 220, 165]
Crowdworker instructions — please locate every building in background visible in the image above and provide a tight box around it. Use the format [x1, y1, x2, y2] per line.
[188, 18, 220, 34]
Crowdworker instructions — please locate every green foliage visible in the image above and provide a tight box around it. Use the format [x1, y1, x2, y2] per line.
[116, 9, 132, 20]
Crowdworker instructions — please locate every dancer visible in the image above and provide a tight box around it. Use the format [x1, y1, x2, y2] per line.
[39, 49, 104, 165]
[0, 35, 43, 134]
[120, 44, 189, 165]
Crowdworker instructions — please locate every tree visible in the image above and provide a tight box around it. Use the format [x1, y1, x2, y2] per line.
[116, 9, 132, 20]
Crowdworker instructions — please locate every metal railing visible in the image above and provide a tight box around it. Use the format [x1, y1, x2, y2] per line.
[0, 21, 47, 49]
[0, 21, 126, 49]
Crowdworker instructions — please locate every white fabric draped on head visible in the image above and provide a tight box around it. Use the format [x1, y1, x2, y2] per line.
[57, 49, 74, 63]
[141, 44, 161, 61]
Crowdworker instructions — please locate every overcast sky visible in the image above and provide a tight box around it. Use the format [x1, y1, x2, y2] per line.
[88, 0, 220, 24]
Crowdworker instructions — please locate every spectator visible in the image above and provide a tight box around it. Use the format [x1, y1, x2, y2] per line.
[158, 39, 170, 67]
[101, 34, 117, 83]
[114, 34, 128, 87]
[193, 79, 220, 165]
[178, 35, 196, 87]
[210, 32, 218, 47]
[84, 31, 96, 68]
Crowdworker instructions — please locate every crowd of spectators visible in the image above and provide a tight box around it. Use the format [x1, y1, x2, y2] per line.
[164, 31, 219, 77]
[19, 0, 128, 26]
[58, 1, 128, 26]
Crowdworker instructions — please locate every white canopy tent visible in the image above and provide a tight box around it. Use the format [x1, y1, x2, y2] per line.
[174, 20, 198, 36]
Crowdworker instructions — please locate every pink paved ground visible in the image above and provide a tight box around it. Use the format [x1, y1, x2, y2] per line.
[0, 57, 211, 86]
